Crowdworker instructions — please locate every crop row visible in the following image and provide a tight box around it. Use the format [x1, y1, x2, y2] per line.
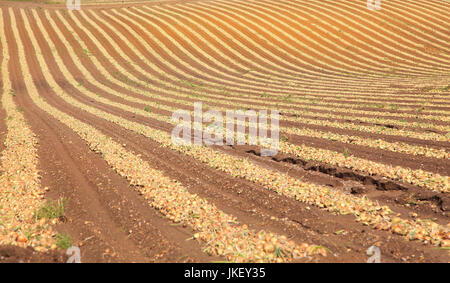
[10, 8, 322, 262]
[187, 0, 449, 74]
[56, 9, 450, 135]
[29, 9, 449, 193]
[190, 0, 447, 77]
[39, 13, 450, 160]
[270, 0, 450, 58]
[141, 3, 450, 100]
[100, 4, 448, 102]
[293, 0, 450, 52]
[51, 5, 448, 121]
[17, 8, 450, 248]
[83, 8, 450, 121]
[339, 0, 450, 41]
[0, 19, 55, 252]
[88, 8, 406, 101]
[122, 7, 450, 114]
[273, 0, 450, 62]
[147, 1, 450, 108]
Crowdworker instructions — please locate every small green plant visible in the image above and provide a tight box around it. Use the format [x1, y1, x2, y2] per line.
[9, 89, 16, 97]
[343, 148, 351, 157]
[406, 193, 419, 206]
[280, 135, 289, 142]
[389, 104, 398, 110]
[55, 233, 72, 249]
[144, 106, 151, 112]
[436, 247, 450, 250]
[34, 198, 66, 220]
[82, 48, 92, 57]
[274, 247, 286, 258]
[309, 245, 332, 255]
[24, 228, 36, 241]
[241, 69, 251, 75]
[283, 94, 292, 101]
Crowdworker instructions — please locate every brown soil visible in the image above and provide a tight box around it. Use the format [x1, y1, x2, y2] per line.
[0, 245, 67, 263]
[0, 1, 449, 263]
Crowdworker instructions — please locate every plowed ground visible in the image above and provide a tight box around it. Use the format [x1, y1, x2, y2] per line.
[0, 0, 449, 262]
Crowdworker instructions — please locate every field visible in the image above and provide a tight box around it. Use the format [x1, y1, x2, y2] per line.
[0, 0, 449, 263]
